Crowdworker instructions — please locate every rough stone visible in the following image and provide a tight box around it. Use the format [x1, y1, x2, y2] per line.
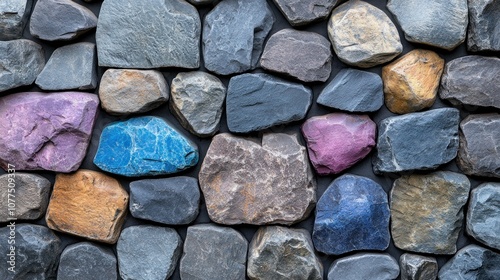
[0, 92, 99, 172]
[438, 245, 500, 280]
[273, 0, 342, 26]
[467, 182, 500, 249]
[399, 253, 438, 280]
[199, 133, 316, 225]
[467, 0, 500, 52]
[0, 0, 32, 40]
[58, 242, 117, 280]
[327, 253, 400, 280]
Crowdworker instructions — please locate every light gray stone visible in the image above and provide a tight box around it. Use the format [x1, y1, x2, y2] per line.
[273, 0, 343, 26]
[467, 182, 500, 250]
[327, 253, 400, 280]
[439, 245, 500, 280]
[0, 0, 32, 40]
[468, 0, 500, 52]
[400, 253, 438, 280]
[57, 242, 117, 280]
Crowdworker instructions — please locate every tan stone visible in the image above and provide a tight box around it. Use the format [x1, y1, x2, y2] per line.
[45, 170, 128, 244]
[382, 49, 444, 114]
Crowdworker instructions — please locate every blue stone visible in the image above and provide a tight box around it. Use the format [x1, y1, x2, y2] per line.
[312, 174, 390, 255]
[94, 116, 198, 177]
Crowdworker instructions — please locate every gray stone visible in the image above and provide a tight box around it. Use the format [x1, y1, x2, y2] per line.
[260, 29, 332, 82]
[468, 0, 500, 52]
[226, 73, 312, 133]
[247, 226, 323, 280]
[0, 0, 32, 40]
[439, 245, 500, 280]
[203, 0, 274, 75]
[180, 224, 248, 280]
[467, 182, 500, 250]
[327, 253, 400, 280]
[373, 108, 460, 173]
[400, 253, 438, 280]
[273, 0, 342, 26]
[170, 71, 226, 137]
[57, 242, 117, 280]
[96, 0, 200, 69]
[117, 226, 182, 280]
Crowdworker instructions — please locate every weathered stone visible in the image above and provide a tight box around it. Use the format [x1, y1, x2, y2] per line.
[96, 0, 200, 68]
[468, 0, 500, 52]
[226, 73, 312, 133]
[117, 226, 182, 280]
[199, 133, 316, 225]
[260, 29, 332, 82]
[373, 108, 460, 173]
[390, 171, 470, 254]
[129, 177, 200, 225]
[203, 0, 274, 75]
[400, 253, 438, 280]
[180, 224, 248, 280]
[58, 242, 117, 280]
[99, 69, 168, 115]
[327, 253, 400, 280]
[382, 49, 444, 114]
[328, 0, 402, 68]
[439, 245, 500, 280]
[273, 0, 342, 26]
[247, 226, 323, 280]
[0, 92, 99, 172]
[45, 170, 129, 244]
[387, 0, 468, 50]
[467, 182, 500, 250]
[170, 71, 226, 137]
[0, 0, 32, 40]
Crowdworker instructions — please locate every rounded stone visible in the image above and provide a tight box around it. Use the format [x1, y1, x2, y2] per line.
[57, 242, 117, 280]
[327, 253, 400, 280]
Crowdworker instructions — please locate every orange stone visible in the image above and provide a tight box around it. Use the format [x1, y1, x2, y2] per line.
[45, 169, 128, 244]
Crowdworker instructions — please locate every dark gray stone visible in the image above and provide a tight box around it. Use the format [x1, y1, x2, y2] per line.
[439, 245, 500, 280]
[57, 242, 117, 280]
[327, 253, 400, 280]
[399, 253, 438, 280]
[467, 182, 500, 249]
[373, 108, 460, 173]
[187, 0, 216, 5]
[273, 0, 342, 26]
[226, 73, 312, 133]
[468, 0, 500, 52]
[0, 0, 32, 40]
[203, 0, 274, 75]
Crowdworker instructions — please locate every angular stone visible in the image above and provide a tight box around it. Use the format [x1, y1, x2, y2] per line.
[387, 0, 468, 50]
[96, 0, 200, 69]
[317, 69, 384, 112]
[327, 253, 400, 280]
[302, 113, 376, 175]
[58, 242, 117, 280]
[29, 0, 97, 41]
[313, 174, 390, 255]
[328, 0, 402, 68]
[273, 0, 341, 26]
[260, 29, 332, 82]
[45, 170, 129, 244]
[390, 171, 470, 254]
[129, 177, 200, 225]
[226, 73, 312, 133]
[94, 116, 198, 177]
[117, 226, 182, 280]
[170, 71, 226, 137]
[99, 69, 168, 115]
[180, 224, 248, 280]
[467, 182, 500, 249]
[199, 133, 316, 225]
[400, 253, 438, 280]
[0, 0, 32, 40]
[373, 108, 460, 173]
[248, 226, 323, 280]
[382, 49, 445, 114]
[0, 92, 99, 172]
[438, 245, 500, 280]
[468, 0, 500, 52]
[203, 0, 274, 75]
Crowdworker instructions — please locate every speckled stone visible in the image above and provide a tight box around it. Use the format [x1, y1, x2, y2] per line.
[327, 253, 400, 280]
[439, 245, 500, 280]
[0, 0, 33, 40]
[57, 242, 117, 280]
[467, 182, 500, 250]
[273, 0, 342, 26]
[400, 253, 438, 280]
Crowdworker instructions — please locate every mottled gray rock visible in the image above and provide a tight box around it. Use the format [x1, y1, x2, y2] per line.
[273, 0, 342, 26]
[57, 242, 117, 280]
[203, 0, 274, 75]
[0, 0, 32, 40]
[468, 0, 500, 52]
[327, 253, 400, 280]
[400, 253, 438, 280]
[467, 183, 500, 249]
[439, 245, 500, 280]
[96, 0, 200, 69]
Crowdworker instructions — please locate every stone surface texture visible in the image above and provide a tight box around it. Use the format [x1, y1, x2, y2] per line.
[467, 182, 500, 250]
[439, 245, 500, 280]
[467, 0, 500, 52]
[399, 253, 438, 280]
[327, 253, 400, 280]
[273, 0, 342, 26]
[58, 242, 117, 280]
[0, 0, 32, 40]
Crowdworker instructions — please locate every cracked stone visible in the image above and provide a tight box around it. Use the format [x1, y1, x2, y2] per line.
[439, 245, 500, 280]
[468, 0, 500, 52]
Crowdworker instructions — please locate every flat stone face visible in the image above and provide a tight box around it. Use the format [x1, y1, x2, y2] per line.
[327, 253, 400, 280]
[328, 0, 402, 68]
[94, 116, 199, 177]
[372, 108, 460, 173]
[273, 0, 341, 26]
[45, 170, 129, 244]
[0, 92, 99, 172]
[467, 183, 500, 250]
[180, 224, 248, 280]
[301, 113, 376, 175]
[226, 73, 312, 133]
[399, 253, 438, 280]
[260, 29, 332, 82]
[96, 0, 200, 69]
[0, 0, 32, 40]
[203, 0, 274, 75]
[390, 171, 470, 254]
[387, 0, 468, 50]
[382, 49, 445, 114]
[313, 174, 390, 255]
[468, 0, 500, 52]
[58, 242, 117, 280]
[199, 133, 316, 225]
[247, 226, 323, 280]
[439, 245, 500, 280]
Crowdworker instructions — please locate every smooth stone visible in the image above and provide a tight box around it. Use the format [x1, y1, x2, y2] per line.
[99, 69, 168, 115]
[58, 242, 117, 280]
[328, 0, 402, 68]
[203, 0, 274, 75]
[313, 174, 390, 255]
[247, 226, 323, 280]
[317, 69, 384, 112]
[387, 0, 468, 50]
[199, 133, 316, 225]
[390, 171, 470, 254]
[0, 0, 32, 40]
[93, 116, 199, 177]
[129, 177, 200, 225]
[170, 71, 226, 137]
[0, 92, 99, 172]
[117, 226, 182, 280]
[400, 253, 438, 280]
[382, 49, 445, 114]
[327, 253, 400, 280]
[468, 0, 500, 52]
[273, 0, 342, 26]
[180, 224, 248, 280]
[372, 108, 460, 173]
[260, 29, 332, 82]
[439, 245, 500, 280]
[467, 182, 500, 249]
[96, 0, 200, 69]
[226, 73, 312, 133]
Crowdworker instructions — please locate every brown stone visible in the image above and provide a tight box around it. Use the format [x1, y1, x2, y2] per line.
[45, 170, 128, 244]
